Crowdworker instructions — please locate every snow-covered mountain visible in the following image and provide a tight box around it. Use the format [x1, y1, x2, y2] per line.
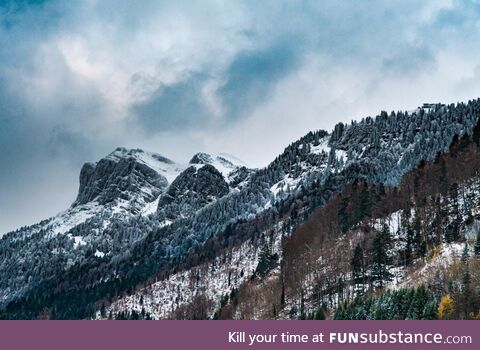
[50, 148, 187, 235]
[2, 99, 480, 319]
[0, 147, 249, 305]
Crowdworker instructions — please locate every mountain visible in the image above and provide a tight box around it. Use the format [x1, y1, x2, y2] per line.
[157, 165, 229, 221]
[75, 147, 173, 208]
[2, 99, 480, 320]
[0, 147, 247, 306]
[155, 153, 253, 222]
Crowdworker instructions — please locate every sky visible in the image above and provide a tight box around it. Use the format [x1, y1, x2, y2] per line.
[2, 0, 480, 234]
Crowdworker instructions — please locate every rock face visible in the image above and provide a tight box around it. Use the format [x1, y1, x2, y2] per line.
[189, 152, 214, 165]
[158, 164, 229, 220]
[227, 166, 255, 190]
[189, 152, 245, 179]
[0, 146, 248, 308]
[73, 148, 171, 210]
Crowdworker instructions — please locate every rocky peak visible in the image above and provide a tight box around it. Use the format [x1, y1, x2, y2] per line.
[189, 152, 248, 179]
[73, 147, 180, 210]
[157, 164, 229, 220]
[189, 152, 214, 165]
[106, 147, 174, 165]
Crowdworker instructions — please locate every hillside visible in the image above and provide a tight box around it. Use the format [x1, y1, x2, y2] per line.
[1, 99, 480, 319]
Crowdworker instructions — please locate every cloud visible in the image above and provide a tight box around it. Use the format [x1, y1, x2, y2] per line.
[133, 74, 211, 131]
[218, 42, 302, 120]
[2, 0, 480, 233]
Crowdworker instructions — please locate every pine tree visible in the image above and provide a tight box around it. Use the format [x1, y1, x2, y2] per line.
[356, 183, 371, 222]
[351, 244, 365, 295]
[371, 228, 392, 289]
[422, 300, 438, 320]
[100, 303, 106, 319]
[445, 226, 454, 244]
[314, 307, 325, 320]
[280, 261, 286, 307]
[464, 190, 474, 224]
[446, 183, 461, 242]
[408, 286, 428, 319]
[439, 157, 449, 194]
[338, 195, 350, 232]
[474, 231, 480, 256]
[461, 243, 470, 265]
[255, 245, 277, 277]
[299, 292, 306, 320]
[405, 225, 414, 266]
[411, 209, 427, 258]
[461, 243, 471, 317]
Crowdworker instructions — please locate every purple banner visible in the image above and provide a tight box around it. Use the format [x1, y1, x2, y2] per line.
[0, 320, 477, 350]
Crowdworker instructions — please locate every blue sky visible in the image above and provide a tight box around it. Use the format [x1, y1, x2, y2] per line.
[2, 0, 480, 233]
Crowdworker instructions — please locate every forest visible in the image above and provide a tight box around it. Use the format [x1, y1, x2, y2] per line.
[2, 100, 480, 319]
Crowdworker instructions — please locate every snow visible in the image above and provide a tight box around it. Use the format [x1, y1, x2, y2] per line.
[217, 153, 247, 167]
[335, 149, 347, 161]
[139, 156, 186, 184]
[374, 210, 402, 236]
[309, 136, 347, 162]
[106, 220, 287, 319]
[69, 235, 87, 249]
[37, 148, 192, 239]
[208, 156, 240, 178]
[397, 242, 465, 289]
[94, 250, 105, 258]
[106, 148, 187, 184]
[47, 202, 101, 236]
[270, 136, 348, 199]
[310, 137, 330, 155]
[21, 147, 245, 244]
[107, 148, 249, 185]
[44, 188, 159, 238]
[141, 196, 161, 217]
[110, 198, 134, 215]
[270, 174, 303, 197]
[191, 152, 248, 179]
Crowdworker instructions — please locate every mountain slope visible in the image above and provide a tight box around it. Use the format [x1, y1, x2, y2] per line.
[0, 147, 248, 306]
[110, 113, 480, 320]
[2, 99, 480, 319]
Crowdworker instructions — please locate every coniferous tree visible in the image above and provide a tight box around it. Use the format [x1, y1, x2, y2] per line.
[464, 190, 474, 224]
[356, 183, 371, 222]
[445, 226, 454, 244]
[405, 225, 414, 266]
[351, 244, 365, 295]
[439, 157, 449, 194]
[371, 227, 392, 289]
[422, 300, 438, 320]
[408, 285, 428, 319]
[255, 245, 277, 278]
[310, 306, 326, 320]
[100, 303, 106, 319]
[338, 195, 350, 232]
[446, 183, 461, 242]
[474, 231, 480, 256]
[461, 244, 472, 317]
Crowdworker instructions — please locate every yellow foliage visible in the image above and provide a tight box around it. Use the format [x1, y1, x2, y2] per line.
[428, 245, 441, 262]
[437, 295, 455, 320]
[468, 312, 480, 320]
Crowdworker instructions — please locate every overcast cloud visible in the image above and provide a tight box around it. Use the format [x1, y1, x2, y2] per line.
[2, 0, 480, 233]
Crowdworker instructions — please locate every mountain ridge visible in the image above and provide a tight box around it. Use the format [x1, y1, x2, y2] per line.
[2, 99, 480, 319]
